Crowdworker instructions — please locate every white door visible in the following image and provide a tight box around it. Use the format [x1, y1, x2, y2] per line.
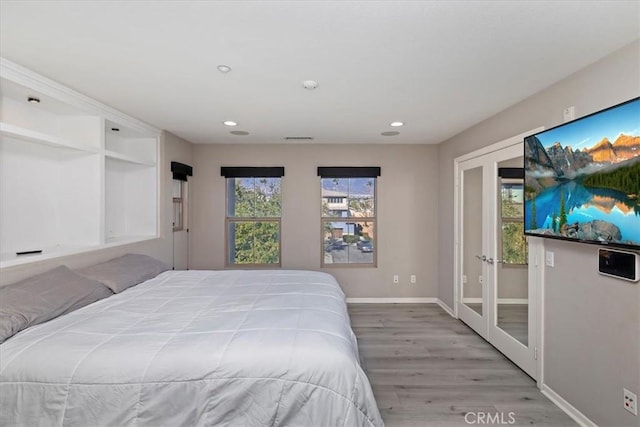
[172, 179, 189, 270]
[455, 132, 540, 379]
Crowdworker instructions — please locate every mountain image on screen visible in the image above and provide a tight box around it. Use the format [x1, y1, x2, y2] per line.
[524, 98, 640, 248]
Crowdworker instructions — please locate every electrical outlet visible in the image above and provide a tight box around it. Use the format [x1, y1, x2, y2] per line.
[624, 388, 637, 416]
[478, 275, 483, 284]
[410, 275, 416, 284]
[462, 275, 467, 284]
[393, 274, 399, 284]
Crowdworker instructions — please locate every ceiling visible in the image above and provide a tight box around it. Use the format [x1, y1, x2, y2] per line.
[1, 1, 639, 145]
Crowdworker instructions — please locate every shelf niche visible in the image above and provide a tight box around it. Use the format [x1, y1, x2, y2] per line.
[0, 58, 160, 268]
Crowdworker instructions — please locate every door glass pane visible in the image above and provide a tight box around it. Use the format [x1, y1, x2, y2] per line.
[462, 166, 483, 316]
[496, 157, 528, 346]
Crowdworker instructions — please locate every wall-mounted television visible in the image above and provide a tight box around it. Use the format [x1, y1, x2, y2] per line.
[524, 97, 640, 250]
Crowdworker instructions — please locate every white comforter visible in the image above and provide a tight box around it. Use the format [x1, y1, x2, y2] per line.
[0, 270, 382, 426]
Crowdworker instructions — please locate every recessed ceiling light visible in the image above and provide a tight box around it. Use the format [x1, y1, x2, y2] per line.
[302, 80, 319, 90]
[230, 131, 249, 136]
[390, 121, 404, 127]
[27, 96, 40, 104]
[381, 131, 400, 136]
[223, 121, 238, 126]
[217, 65, 232, 73]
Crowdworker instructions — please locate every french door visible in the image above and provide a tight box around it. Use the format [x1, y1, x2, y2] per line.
[455, 131, 542, 379]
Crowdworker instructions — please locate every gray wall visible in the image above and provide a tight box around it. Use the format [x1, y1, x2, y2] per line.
[189, 143, 439, 298]
[0, 130, 194, 284]
[437, 40, 640, 426]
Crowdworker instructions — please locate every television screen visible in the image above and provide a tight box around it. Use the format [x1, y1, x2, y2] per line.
[524, 97, 640, 249]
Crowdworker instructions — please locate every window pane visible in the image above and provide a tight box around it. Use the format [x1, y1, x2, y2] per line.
[172, 180, 182, 198]
[501, 183, 524, 218]
[228, 177, 281, 217]
[228, 221, 280, 265]
[323, 221, 375, 265]
[321, 178, 376, 217]
[322, 178, 349, 217]
[255, 178, 281, 217]
[348, 178, 376, 217]
[173, 199, 183, 231]
[502, 222, 527, 264]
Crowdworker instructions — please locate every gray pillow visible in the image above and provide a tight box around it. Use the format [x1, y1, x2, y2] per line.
[0, 266, 113, 343]
[76, 253, 170, 293]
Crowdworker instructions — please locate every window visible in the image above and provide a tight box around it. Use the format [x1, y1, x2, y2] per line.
[319, 167, 379, 267]
[500, 178, 527, 265]
[171, 161, 192, 233]
[172, 179, 184, 231]
[223, 167, 283, 267]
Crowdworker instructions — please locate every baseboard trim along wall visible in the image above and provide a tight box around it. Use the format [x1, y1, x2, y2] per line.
[540, 384, 597, 427]
[346, 297, 437, 304]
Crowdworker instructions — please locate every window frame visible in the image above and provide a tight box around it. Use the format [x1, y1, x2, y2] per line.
[320, 177, 378, 268]
[224, 176, 282, 268]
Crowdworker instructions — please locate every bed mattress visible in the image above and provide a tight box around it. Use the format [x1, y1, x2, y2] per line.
[0, 269, 383, 426]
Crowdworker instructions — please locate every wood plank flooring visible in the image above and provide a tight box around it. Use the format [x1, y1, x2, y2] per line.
[348, 304, 576, 426]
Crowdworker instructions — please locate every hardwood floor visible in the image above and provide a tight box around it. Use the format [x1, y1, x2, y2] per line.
[348, 304, 576, 426]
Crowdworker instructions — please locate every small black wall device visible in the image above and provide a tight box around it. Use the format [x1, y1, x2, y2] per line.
[598, 248, 639, 282]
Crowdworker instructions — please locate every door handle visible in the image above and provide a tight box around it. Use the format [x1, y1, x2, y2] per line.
[475, 255, 487, 262]
[486, 257, 494, 265]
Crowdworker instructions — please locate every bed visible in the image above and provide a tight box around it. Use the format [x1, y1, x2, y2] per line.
[0, 269, 383, 426]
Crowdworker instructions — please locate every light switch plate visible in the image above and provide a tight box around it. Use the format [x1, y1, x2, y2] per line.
[545, 251, 555, 267]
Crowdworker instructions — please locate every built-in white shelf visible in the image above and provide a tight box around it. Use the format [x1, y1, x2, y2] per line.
[0, 122, 98, 153]
[104, 150, 156, 166]
[0, 58, 161, 271]
[104, 236, 157, 246]
[0, 236, 158, 269]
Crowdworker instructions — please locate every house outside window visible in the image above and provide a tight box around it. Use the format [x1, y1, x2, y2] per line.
[223, 167, 283, 267]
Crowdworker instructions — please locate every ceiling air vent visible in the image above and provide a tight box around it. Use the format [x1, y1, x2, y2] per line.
[284, 136, 314, 141]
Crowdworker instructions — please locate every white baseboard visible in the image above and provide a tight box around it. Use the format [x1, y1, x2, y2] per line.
[462, 298, 528, 304]
[540, 384, 597, 427]
[346, 297, 437, 304]
[436, 298, 456, 317]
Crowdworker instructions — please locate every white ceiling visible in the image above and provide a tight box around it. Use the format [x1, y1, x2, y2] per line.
[1, 1, 639, 145]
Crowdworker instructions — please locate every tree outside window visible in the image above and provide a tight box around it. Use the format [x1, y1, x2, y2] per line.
[501, 180, 527, 265]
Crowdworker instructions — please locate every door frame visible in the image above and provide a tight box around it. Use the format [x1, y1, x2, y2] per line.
[456, 155, 490, 337]
[453, 127, 544, 379]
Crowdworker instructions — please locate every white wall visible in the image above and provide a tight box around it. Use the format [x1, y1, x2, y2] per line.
[0, 130, 194, 284]
[189, 143, 439, 298]
[437, 40, 640, 426]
